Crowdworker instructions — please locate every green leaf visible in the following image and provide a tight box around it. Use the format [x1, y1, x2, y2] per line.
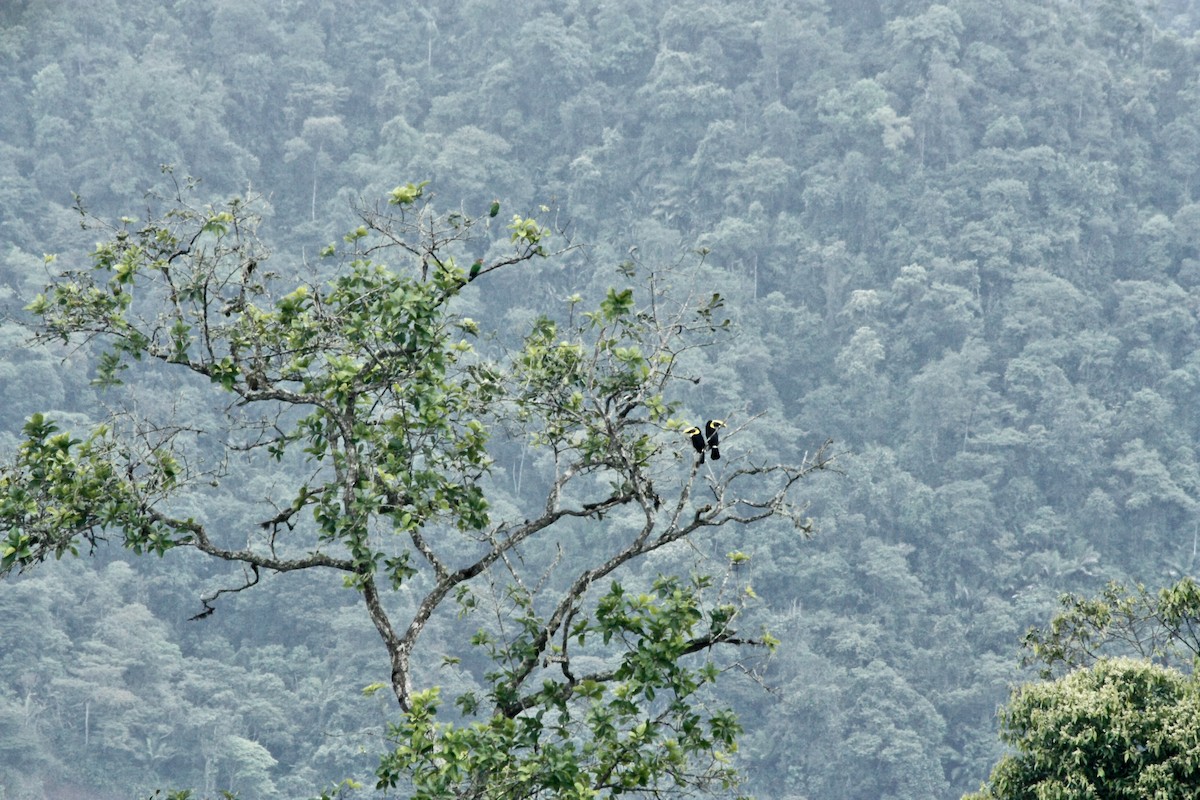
[389, 180, 429, 206]
[599, 288, 635, 321]
[202, 211, 234, 236]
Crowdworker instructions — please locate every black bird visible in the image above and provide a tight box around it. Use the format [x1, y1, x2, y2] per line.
[685, 419, 726, 463]
[704, 419, 725, 460]
[685, 425, 707, 463]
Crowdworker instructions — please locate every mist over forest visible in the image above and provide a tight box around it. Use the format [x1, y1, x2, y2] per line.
[5, 1, 1200, 798]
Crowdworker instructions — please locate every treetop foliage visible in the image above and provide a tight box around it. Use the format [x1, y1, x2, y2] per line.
[963, 578, 1200, 798]
[1, 176, 831, 799]
[966, 657, 1200, 800]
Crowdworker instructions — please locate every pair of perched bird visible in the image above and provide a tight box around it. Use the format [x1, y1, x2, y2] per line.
[685, 419, 725, 464]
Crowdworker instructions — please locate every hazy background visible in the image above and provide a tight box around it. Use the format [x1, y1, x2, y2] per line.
[4, 1, 1200, 798]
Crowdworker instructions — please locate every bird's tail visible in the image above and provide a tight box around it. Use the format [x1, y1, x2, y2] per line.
[710, 447, 720, 461]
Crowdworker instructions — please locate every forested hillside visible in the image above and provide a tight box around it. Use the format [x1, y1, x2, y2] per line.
[4, 1, 1200, 798]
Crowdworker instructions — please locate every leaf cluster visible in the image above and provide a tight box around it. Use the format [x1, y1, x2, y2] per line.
[378, 575, 753, 800]
[967, 658, 1200, 800]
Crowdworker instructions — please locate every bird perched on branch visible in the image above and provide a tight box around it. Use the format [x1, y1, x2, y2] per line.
[705, 419, 725, 460]
[685, 425, 705, 461]
[684, 419, 725, 463]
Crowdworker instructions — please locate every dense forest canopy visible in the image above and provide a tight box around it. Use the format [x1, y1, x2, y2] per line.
[4, 0, 1200, 798]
